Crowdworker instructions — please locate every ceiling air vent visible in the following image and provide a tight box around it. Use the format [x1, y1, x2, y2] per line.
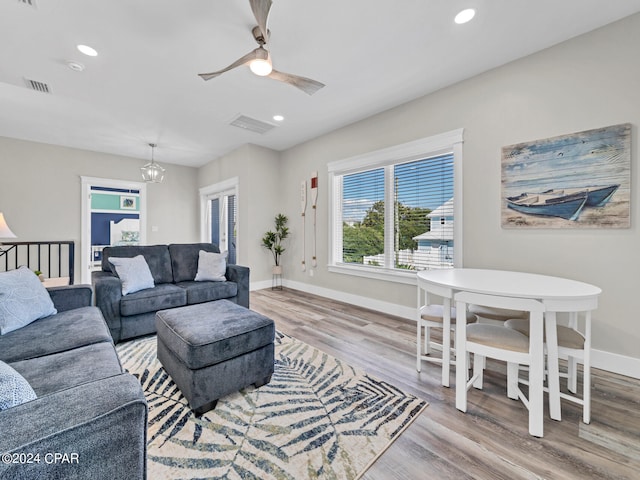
[18, 0, 38, 9]
[24, 78, 51, 94]
[229, 115, 276, 135]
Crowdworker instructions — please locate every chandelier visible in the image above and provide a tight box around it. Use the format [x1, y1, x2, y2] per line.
[141, 143, 165, 183]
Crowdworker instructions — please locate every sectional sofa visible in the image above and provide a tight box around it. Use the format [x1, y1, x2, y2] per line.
[0, 283, 147, 480]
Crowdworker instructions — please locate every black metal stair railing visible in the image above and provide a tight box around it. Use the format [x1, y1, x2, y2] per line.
[0, 241, 75, 285]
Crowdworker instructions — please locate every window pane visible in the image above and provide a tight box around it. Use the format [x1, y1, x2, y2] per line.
[394, 154, 454, 270]
[210, 198, 220, 245]
[341, 168, 385, 265]
[227, 194, 237, 264]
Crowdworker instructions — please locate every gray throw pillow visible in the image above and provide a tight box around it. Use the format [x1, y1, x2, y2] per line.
[108, 255, 155, 295]
[0, 266, 57, 335]
[0, 360, 37, 410]
[194, 250, 227, 282]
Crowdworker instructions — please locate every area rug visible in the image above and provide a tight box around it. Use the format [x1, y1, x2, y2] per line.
[116, 332, 427, 480]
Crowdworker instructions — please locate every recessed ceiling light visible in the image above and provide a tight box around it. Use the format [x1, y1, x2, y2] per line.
[273, 115, 284, 122]
[77, 44, 98, 57]
[454, 8, 476, 24]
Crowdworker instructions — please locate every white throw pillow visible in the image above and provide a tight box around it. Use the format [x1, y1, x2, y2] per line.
[0, 360, 37, 410]
[0, 266, 57, 335]
[108, 255, 155, 295]
[194, 250, 227, 282]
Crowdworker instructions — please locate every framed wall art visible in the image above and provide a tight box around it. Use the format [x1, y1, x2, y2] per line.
[501, 123, 631, 229]
[120, 195, 137, 210]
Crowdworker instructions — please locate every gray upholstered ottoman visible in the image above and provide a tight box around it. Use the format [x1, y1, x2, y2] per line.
[155, 300, 275, 415]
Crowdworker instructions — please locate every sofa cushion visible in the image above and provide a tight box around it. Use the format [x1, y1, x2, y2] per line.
[9, 342, 124, 397]
[108, 255, 155, 295]
[176, 281, 238, 305]
[102, 245, 174, 284]
[0, 360, 37, 410]
[195, 250, 227, 282]
[0, 266, 57, 335]
[0, 306, 113, 364]
[119, 283, 186, 317]
[169, 243, 220, 283]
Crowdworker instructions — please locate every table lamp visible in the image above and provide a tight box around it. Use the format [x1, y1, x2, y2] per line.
[0, 212, 17, 256]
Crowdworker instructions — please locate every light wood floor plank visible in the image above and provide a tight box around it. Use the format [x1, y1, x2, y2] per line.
[250, 287, 640, 479]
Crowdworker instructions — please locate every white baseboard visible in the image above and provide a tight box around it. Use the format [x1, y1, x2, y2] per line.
[591, 349, 640, 379]
[250, 280, 272, 291]
[252, 279, 640, 380]
[280, 279, 416, 321]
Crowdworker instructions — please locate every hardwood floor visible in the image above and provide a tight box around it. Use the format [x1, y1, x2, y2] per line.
[251, 288, 640, 480]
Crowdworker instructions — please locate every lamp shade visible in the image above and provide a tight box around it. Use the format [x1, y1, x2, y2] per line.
[0, 212, 16, 239]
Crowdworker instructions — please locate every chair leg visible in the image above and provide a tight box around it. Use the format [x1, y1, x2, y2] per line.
[583, 356, 591, 424]
[583, 312, 592, 424]
[472, 354, 484, 389]
[416, 321, 422, 372]
[455, 300, 468, 413]
[507, 362, 519, 400]
[425, 324, 432, 354]
[568, 356, 578, 393]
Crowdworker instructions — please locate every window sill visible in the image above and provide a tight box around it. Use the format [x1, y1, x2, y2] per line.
[328, 263, 417, 285]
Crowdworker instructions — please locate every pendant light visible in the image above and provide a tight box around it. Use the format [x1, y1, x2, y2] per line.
[141, 143, 165, 183]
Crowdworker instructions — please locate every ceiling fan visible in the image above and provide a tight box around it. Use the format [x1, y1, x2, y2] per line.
[198, 0, 325, 95]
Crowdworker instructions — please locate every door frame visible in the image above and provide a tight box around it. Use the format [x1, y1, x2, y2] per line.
[199, 177, 239, 259]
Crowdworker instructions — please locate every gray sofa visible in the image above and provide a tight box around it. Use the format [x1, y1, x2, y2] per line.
[92, 243, 250, 343]
[0, 285, 148, 480]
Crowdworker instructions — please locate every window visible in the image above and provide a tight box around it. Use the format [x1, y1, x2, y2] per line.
[328, 129, 463, 283]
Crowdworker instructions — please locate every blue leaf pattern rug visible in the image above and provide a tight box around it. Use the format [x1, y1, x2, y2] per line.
[117, 332, 428, 480]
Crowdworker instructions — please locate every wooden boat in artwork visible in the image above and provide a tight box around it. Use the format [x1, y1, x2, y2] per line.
[506, 184, 619, 221]
[506, 191, 588, 221]
[540, 184, 619, 207]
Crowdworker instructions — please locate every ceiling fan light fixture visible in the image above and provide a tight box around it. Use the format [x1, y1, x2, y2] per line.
[249, 58, 272, 76]
[141, 143, 165, 183]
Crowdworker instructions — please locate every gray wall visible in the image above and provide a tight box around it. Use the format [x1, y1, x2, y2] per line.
[198, 144, 281, 284]
[272, 13, 640, 362]
[0, 137, 200, 282]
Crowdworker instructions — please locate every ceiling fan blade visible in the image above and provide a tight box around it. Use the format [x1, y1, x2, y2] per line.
[268, 69, 325, 95]
[198, 49, 258, 81]
[249, 0, 272, 42]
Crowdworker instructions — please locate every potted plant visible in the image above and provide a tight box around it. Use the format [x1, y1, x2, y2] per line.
[261, 214, 289, 275]
[34, 270, 45, 282]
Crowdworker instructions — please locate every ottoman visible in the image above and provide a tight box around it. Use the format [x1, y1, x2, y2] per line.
[155, 300, 275, 415]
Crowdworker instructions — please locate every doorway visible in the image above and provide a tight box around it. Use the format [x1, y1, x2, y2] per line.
[80, 176, 147, 283]
[200, 178, 238, 264]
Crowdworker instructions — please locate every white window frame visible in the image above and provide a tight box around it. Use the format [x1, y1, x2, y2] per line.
[327, 129, 464, 285]
[199, 177, 239, 261]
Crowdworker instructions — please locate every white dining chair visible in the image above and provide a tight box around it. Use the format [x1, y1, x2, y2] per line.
[455, 291, 547, 437]
[416, 301, 476, 387]
[505, 311, 591, 424]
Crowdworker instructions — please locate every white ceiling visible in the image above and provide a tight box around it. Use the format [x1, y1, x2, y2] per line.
[2, 0, 640, 168]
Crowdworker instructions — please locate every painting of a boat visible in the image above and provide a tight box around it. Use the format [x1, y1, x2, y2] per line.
[506, 191, 588, 221]
[541, 184, 619, 207]
[501, 123, 630, 229]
